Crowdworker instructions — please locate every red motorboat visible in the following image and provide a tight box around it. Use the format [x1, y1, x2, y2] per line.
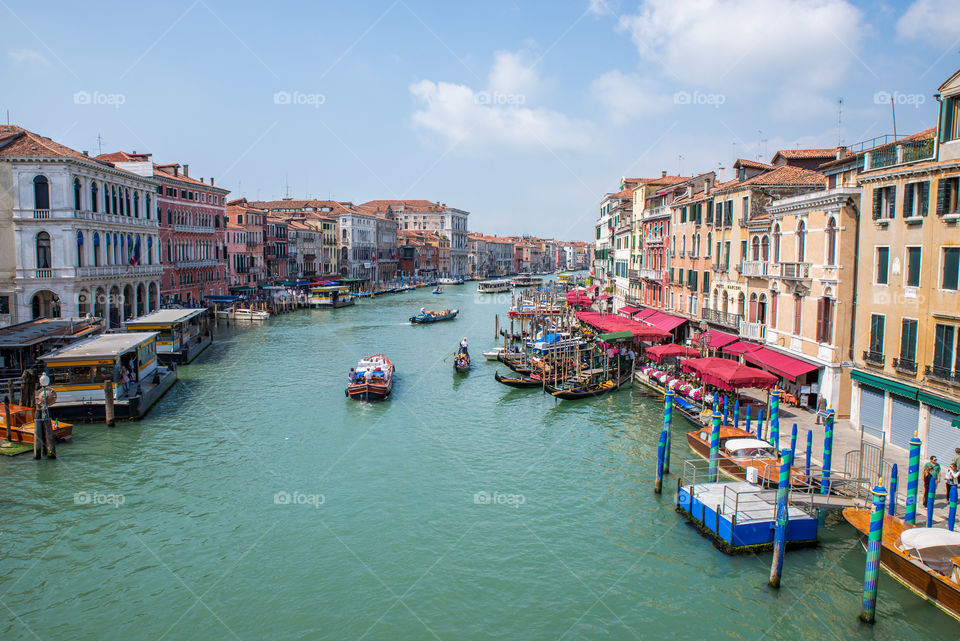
[346, 354, 394, 401]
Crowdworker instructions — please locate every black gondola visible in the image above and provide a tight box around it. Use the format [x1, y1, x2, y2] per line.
[494, 370, 542, 388]
[546, 371, 633, 400]
[497, 353, 533, 374]
[453, 347, 471, 373]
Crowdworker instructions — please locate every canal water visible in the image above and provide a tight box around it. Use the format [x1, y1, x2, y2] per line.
[1, 284, 955, 640]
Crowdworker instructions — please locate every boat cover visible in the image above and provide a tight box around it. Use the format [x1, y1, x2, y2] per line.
[899, 528, 960, 575]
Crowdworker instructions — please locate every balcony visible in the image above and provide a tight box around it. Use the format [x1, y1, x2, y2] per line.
[13, 208, 160, 229]
[173, 224, 213, 234]
[740, 261, 768, 278]
[701, 308, 742, 330]
[172, 260, 220, 270]
[628, 269, 640, 280]
[926, 365, 960, 385]
[892, 357, 917, 374]
[863, 350, 885, 366]
[739, 320, 766, 341]
[867, 138, 935, 171]
[777, 262, 810, 280]
[17, 264, 164, 280]
[640, 268, 663, 281]
[711, 262, 728, 273]
[686, 280, 697, 291]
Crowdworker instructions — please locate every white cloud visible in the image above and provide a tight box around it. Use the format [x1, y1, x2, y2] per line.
[8, 49, 50, 66]
[591, 70, 671, 124]
[410, 51, 595, 151]
[588, 0, 618, 16]
[896, 0, 960, 48]
[618, 0, 863, 91]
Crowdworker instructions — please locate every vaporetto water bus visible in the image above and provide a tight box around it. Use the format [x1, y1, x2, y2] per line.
[123, 308, 210, 364]
[309, 285, 355, 309]
[477, 279, 512, 293]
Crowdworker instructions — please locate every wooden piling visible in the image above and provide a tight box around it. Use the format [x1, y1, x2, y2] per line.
[104, 380, 116, 427]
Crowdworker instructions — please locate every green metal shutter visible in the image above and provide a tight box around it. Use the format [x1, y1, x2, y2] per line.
[872, 187, 882, 219]
[903, 183, 914, 218]
[890, 396, 919, 449]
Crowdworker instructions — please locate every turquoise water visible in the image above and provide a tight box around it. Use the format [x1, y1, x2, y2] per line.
[1, 284, 955, 640]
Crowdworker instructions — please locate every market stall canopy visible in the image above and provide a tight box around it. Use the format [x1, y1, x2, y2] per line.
[618, 305, 640, 317]
[598, 331, 634, 341]
[645, 343, 701, 363]
[701, 329, 737, 349]
[576, 312, 671, 342]
[742, 347, 819, 382]
[633, 308, 658, 320]
[642, 311, 687, 332]
[723, 340, 764, 355]
[681, 357, 779, 391]
[595, 294, 612, 301]
[565, 289, 593, 306]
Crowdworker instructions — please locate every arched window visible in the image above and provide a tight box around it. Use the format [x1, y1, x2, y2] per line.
[749, 292, 758, 322]
[695, 233, 701, 256]
[125, 189, 131, 216]
[707, 232, 712, 256]
[76, 231, 84, 267]
[145, 195, 151, 219]
[773, 224, 781, 262]
[681, 235, 686, 254]
[737, 292, 746, 318]
[166, 240, 171, 264]
[148, 236, 153, 264]
[111, 186, 118, 214]
[36, 231, 51, 269]
[758, 293, 767, 324]
[751, 236, 760, 261]
[73, 178, 82, 210]
[825, 218, 837, 265]
[133, 192, 140, 218]
[93, 232, 101, 266]
[761, 235, 770, 262]
[797, 221, 806, 262]
[91, 182, 99, 212]
[33, 175, 50, 210]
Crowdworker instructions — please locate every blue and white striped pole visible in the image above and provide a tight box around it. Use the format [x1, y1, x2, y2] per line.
[664, 391, 674, 474]
[859, 481, 887, 624]
[769, 448, 792, 588]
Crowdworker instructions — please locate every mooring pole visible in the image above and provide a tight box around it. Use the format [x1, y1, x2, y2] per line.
[104, 380, 116, 427]
[905, 434, 922, 525]
[888, 464, 899, 517]
[3, 396, 10, 442]
[859, 481, 887, 624]
[663, 390, 674, 474]
[789, 423, 798, 464]
[708, 411, 722, 483]
[770, 389, 780, 451]
[949, 485, 958, 531]
[722, 395, 729, 426]
[757, 408, 764, 440]
[745, 406, 751, 434]
[733, 397, 740, 429]
[655, 430, 666, 493]
[805, 430, 813, 480]
[926, 478, 937, 528]
[769, 447, 792, 589]
[819, 409, 835, 525]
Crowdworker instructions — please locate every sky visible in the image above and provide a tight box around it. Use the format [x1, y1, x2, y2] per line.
[2, 0, 959, 240]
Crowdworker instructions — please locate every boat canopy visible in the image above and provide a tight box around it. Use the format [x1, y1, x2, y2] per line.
[724, 438, 775, 452]
[681, 356, 779, 391]
[645, 343, 700, 363]
[576, 312, 671, 342]
[898, 527, 960, 574]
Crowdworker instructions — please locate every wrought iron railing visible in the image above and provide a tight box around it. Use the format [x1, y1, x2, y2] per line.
[926, 365, 960, 384]
[863, 350, 885, 366]
[701, 308, 742, 329]
[892, 357, 917, 374]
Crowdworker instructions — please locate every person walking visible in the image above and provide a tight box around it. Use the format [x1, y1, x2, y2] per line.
[945, 462, 960, 496]
[952, 447, 960, 474]
[922, 455, 941, 508]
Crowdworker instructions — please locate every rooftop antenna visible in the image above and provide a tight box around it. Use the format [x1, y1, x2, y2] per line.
[284, 174, 291, 199]
[96, 133, 103, 156]
[891, 93, 898, 140]
[836, 98, 844, 147]
[678, 153, 683, 176]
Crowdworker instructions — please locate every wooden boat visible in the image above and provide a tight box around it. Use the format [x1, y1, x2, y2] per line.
[483, 347, 505, 361]
[345, 354, 394, 401]
[494, 370, 542, 388]
[547, 370, 632, 400]
[453, 348, 471, 373]
[409, 309, 458, 324]
[0, 403, 73, 443]
[497, 353, 533, 374]
[685, 426, 804, 487]
[432, 286, 443, 294]
[844, 508, 960, 621]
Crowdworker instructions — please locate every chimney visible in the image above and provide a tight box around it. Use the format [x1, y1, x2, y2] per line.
[717, 167, 725, 182]
[173, 166, 178, 177]
[82, 150, 88, 156]
[661, 170, 667, 178]
[210, 177, 215, 186]
[183, 164, 189, 177]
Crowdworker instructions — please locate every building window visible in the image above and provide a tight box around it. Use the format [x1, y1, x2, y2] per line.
[133, 192, 139, 218]
[872, 185, 897, 219]
[91, 182, 99, 213]
[900, 319, 918, 366]
[816, 296, 834, 343]
[793, 294, 802, 335]
[904, 181, 930, 218]
[751, 236, 760, 261]
[933, 324, 958, 376]
[93, 232, 100, 266]
[876, 247, 889, 284]
[905, 247, 921, 287]
[796, 221, 806, 262]
[76, 231, 84, 267]
[36, 231, 51, 269]
[943, 247, 960, 290]
[825, 218, 837, 265]
[772, 224, 781, 262]
[0, 296, 8, 315]
[869, 314, 885, 357]
[937, 177, 959, 216]
[33, 175, 50, 210]
[73, 178, 82, 210]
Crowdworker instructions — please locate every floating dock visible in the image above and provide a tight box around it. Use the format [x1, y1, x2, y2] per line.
[678, 480, 819, 553]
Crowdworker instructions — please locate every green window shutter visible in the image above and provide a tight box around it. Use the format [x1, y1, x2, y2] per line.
[906, 247, 921, 287]
[903, 183, 914, 218]
[937, 179, 949, 216]
[887, 186, 897, 218]
[702, 270, 710, 292]
[944, 247, 960, 290]
[872, 187, 882, 220]
[877, 247, 889, 284]
[919, 181, 930, 216]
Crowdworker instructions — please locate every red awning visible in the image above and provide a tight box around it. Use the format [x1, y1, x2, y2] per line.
[723, 340, 764, 355]
[633, 308, 657, 320]
[645, 343, 701, 363]
[618, 305, 640, 317]
[701, 329, 737, 349]
[742, 347, 820, 382]
[682, 357, 779, 391]
[566, 289, 593, 306]
[576, 312, 671, 342]
[643, 312, 687, 332]
[596, 294, 612, 301]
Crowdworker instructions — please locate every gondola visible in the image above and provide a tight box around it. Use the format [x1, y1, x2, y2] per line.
[546, 370, 632, 400]
[497, 353, 533, 375]
[409, 309, 458, 324]
[494, 370, 542, 388]
[453, 347, 471, 373]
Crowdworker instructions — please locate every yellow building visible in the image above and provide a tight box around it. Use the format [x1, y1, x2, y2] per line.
[849, 68, 960, 464]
